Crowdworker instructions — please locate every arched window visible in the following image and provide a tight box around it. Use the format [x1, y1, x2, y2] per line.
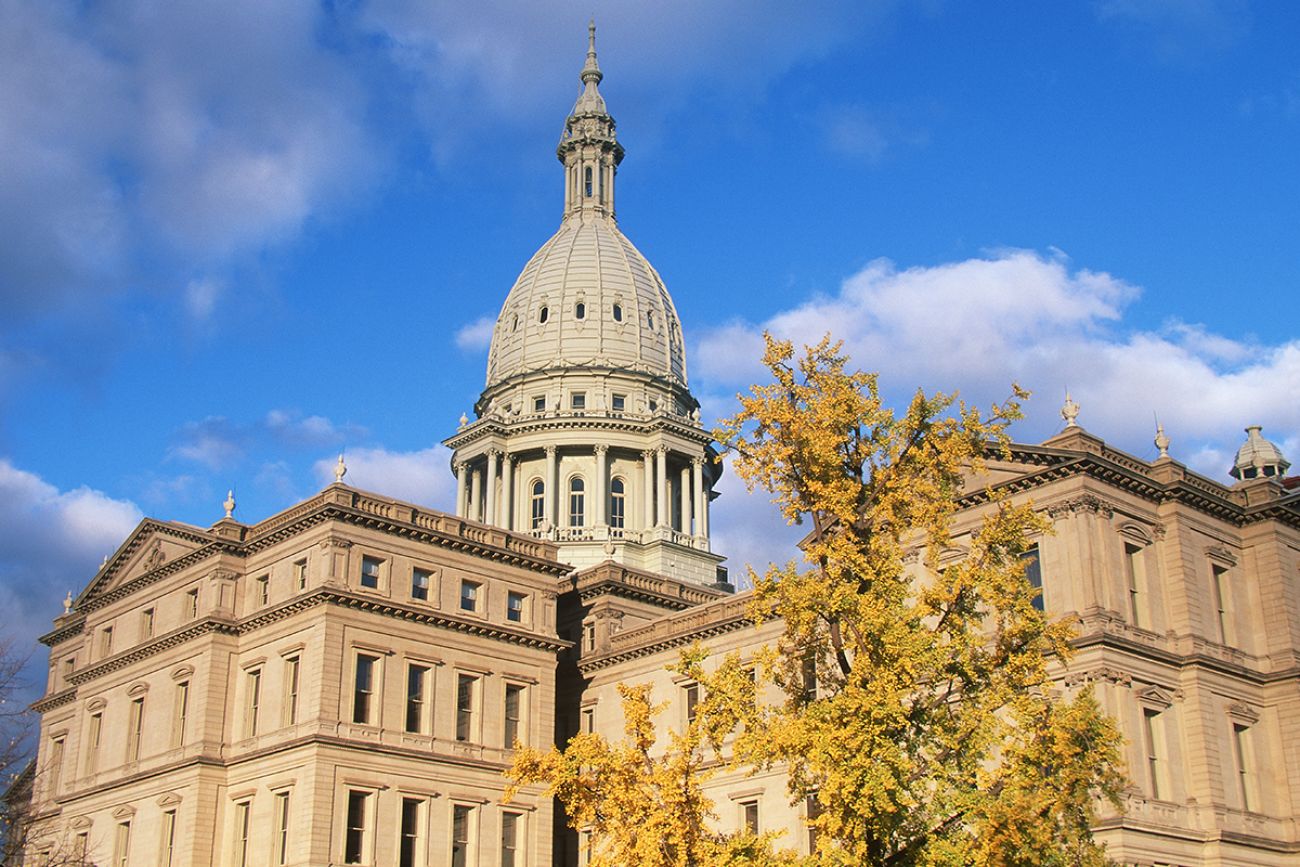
[575, 302, 586, 320]
[584, 167, 593, 197]
[539, 306, 549, 324]
[612, 304, 623, 322]
[569, 478, 586, 527]
[609, 478, 626, 529]
[511, 314, 519, 332]
[530, 481, 545, 530]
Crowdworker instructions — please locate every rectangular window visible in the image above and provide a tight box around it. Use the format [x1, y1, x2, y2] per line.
[75, 832, 89, 861]
[611, 393, 626, 412]
[533, 396, 546, 413]
[294, 558, 308, 591]
[141, 607, 155, 639]
[284, 656, 301, 726]
[501, 811, 521, 867]
[1143, 708, 1164, 799]
[354, 654, 379, 725]
[47, 737, 65, 795]
[460, 580, 480, 612]
[806, 794, 823, 854]
[506, 591, 527, 624]
[1212, 564, 1232, 645]
[582, 623, 596, 652]
[1022, 546, 1044, 612]
[683, 683, 700, 726]
[246, 668, 263, 737]
[100, 626, 113, 657]
[1124, 543, 1146, 628]
[412, 567, 432, 601]
[127, 696, 145, 762]
[360, 555, 382, 589]
[113, 821, 131, 867]
[274, 791, 291, 865]
[1233, 723, 1254, 811]
[344, 790, 369, 864]
[86, 712, 102, 773]
[62, 656, 75, 680]
[406, 664, 430, 734]
[234, 800, 251, 867]
[571, 392, 586, 410]
[741, 799, 760, 834]
[186, 588, 199, 619]
[504, 684, 523, 748]
[580, 706, 595, 734]
[400, 797, 423, 867]
[161, 808, 177, 866]
[456, 674, 476, 742]
[174, 681, 190, 747]
[257, 574, 270, 606]
[451, 805, 472, 867]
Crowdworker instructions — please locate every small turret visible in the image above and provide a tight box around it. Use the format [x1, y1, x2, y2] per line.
[1229, 425, 1290, 481]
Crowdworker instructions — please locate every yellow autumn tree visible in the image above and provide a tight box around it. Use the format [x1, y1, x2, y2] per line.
[705, 333, 1125, 865]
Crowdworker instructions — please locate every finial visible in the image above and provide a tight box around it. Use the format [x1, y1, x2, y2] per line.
[63, 591, 73, 614]
[223, 489, 236, 518]
[459, 412, 469, 428]
[581, 19, 602, 85]
[100, 554, 108, 567]
[1154, 422, 1170, 458]
[334, 453, 347, 483]
[1061, 391, 1080, 428]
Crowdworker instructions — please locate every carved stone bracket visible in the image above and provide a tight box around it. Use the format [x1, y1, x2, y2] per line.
[1064, 665, 1133, 688]
[1046, 494, 1116, 520]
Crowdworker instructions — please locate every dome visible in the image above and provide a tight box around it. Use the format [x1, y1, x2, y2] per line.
[1229, 425, 1291, 481]
[484, 215, 687, 390]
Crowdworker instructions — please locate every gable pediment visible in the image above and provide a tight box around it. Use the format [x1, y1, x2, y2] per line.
[75, 519, 216, 607]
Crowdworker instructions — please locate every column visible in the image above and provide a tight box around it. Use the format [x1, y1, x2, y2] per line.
[500, 453, 514, 530]
[692, 457, 705, 539]
[484, 450, 500, 529]
[594, 445, 608, 526]
[455, 462, 468, 518]
[655, 446, 669, 528]
[700, 472, 710, 538]
[470, 466, 482, 523]
[679, 466, 691, 534]
[545, 446, 558, 531]
[642, 450, 655, 531]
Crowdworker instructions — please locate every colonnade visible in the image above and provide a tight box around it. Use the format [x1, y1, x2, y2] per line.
[454, 445, 710, 540]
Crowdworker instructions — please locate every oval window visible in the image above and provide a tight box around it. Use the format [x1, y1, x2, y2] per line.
[576, 302, 586, 320]
[613, 304, 623, 322]
[539, 306, 549, 324]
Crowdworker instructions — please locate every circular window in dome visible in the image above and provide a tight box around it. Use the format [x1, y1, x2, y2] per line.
[539, 306, 549, 324]
[576, 302, 586, 320]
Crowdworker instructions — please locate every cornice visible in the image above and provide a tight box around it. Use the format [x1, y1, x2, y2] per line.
[40, 616, 86, 648]
[580, 593, 754, 674]
[446, 412, 714, 453]
[30, 686, 78, 714]
[567, 561, 727, 611]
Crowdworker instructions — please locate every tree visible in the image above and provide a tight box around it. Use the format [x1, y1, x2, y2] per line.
[708, 334, 1124, 865]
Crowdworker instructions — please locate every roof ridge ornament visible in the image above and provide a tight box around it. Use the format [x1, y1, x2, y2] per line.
[1154, 421, 1170, 458]
[334, 453, 348, 483]
[1061, 391, 1080, 428]
[223, 489, 236, 518]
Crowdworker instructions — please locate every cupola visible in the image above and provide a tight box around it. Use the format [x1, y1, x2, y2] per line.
[1229, 425, 1290, 481]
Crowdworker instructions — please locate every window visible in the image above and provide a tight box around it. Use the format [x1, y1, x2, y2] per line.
[100, 626, 113, 657]
[612, 304, 623, 322]
[806, 794, 824, 854]
[647, 310, 655, 329]
[801, 652, 819, 702]
[741, 799, 760, 834]
[173, 680, 190, 747]
[412, 567, 432, 601]
[406, 664, 430, 734]
[683, 683, 700, 725]
[344, 790, 370, 864]
[245, 668, 262, 737]
[506, 591, 527, 624]
[74, 832, 89, 861]
[501, 811, 521, 867]
[504, 684, 524, 747]
[86, 712, 102, 773]
[141, 608, 155, 639]
[583, 166, 593, 197]
[62, 656, 75, 680]
[1124, 543, 1146, 628]
[1212, 563, 1232, 644]
[1233, 723, 1254, 811]
[533, 396, 546, 413]
[511, 314, 519, 332]
[257, 574, 270, 606]
[1142, 708, 1164, 799]
[161, 808, 177, 866]
[186, 588, 199, 619]
[569, 477, 585, 527]
[294, 558, 308, 591]
[575, 301, 586, 320]
[274, 791, 291, 865]
[353, 654, 379, 725]
[611, 393, 625, 411]
[47, 737, 64, 795]
[127, 696, 144, 762]
[1022, 546, 1044, 612]
[452, 805, 473, 867]
[582, 622, 596, 652]
[571, 392, 586, 410]
[530, 481, 545, 529]
[456, 674, 477, 742]
[113, 820, 131, 867]
[460, 580, 480, 613]
[233, 800, 252, 867]
[580, 706, 595, 734]
[360, 556, 382, 589]
[609, 478, 626, 529]
[538, 305, 549, 324]
[284, 656, 301, 725]
[400, 797, 423, 867]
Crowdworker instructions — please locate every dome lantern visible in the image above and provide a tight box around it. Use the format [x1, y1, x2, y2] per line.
[1229, 425, 1290, 481]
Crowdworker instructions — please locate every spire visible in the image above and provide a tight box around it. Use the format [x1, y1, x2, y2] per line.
[558, 20, 623, 220]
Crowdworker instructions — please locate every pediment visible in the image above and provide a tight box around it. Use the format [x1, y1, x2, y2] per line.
[75, 519, 215, 607]
[1136, 684, 1177, 709]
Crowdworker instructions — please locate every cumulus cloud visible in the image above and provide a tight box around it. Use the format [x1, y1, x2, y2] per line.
[455, 316, 497, 352]
[693, 249, 1300, 482]
[314, 446, 457, 510]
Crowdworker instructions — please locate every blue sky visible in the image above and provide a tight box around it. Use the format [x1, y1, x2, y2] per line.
[2, 1, 1298, 694]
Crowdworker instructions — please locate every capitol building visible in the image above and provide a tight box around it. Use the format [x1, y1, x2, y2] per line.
[21, 28, 1300, 867]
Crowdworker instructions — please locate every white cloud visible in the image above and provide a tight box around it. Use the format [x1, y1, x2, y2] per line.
[184, 277, 223, 320]
[708, 455, 805, 587]
[455, 316, 497, 352]
[693, 249, 1300, 484]
[315, 446, 457, 511]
